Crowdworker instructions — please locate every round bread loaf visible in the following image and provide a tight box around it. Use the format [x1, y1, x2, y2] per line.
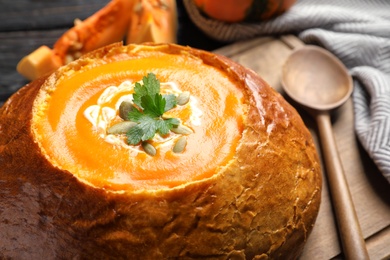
[0, 43, 321, 259]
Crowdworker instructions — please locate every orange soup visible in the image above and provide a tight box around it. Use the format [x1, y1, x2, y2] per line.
[32, 45, 245, 191]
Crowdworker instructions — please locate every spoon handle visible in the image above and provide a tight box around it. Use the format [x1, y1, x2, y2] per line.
[316, 112, 369, 260]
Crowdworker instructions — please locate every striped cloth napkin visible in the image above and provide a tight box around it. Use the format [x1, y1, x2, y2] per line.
[183, 0, 390, 183]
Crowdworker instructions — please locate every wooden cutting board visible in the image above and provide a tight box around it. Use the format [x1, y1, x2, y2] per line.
[213, 35, 390, 259]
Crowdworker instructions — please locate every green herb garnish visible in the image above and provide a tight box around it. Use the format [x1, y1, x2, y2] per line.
[126, 73, 180, 145]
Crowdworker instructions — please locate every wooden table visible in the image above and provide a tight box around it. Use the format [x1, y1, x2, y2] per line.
[1, 1, 389, 259]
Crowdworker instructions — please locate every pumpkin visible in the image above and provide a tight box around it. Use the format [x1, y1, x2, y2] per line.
[193, 0, 296, 23]
[17, 0, 178, 81]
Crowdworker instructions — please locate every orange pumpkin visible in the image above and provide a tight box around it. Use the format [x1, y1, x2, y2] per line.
[193, 0, 296, 23]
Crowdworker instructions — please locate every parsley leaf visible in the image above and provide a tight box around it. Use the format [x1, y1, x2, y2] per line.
[163, 94, 177, 112]
[127, 125, 144, 145]
[127, 104, 144, 122]
[132, 82, 147, 109]
[132, 73, 160, 109]
[142, 94, 165, 117]
[126, 73, 181, 144]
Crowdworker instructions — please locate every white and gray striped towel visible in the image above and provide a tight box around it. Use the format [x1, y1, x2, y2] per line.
[184, 0, 390, 183]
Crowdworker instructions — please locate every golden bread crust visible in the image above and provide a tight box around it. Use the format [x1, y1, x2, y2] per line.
[0, 43, 321, 259]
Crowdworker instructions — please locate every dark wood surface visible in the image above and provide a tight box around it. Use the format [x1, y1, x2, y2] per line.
[1, 1, 389, 259]
[0, 1, 98, 102]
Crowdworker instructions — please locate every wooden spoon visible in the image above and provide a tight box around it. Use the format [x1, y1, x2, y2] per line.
[282, 45, 369, 260]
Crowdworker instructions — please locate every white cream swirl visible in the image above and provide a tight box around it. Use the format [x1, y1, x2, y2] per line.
[83, 79, 202, 148]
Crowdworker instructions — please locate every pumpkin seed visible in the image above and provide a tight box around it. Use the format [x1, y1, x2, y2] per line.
[119, 101, 133, 120]
[176, 91, 190, 106]
[142, 141, 157, 156]
[107, 121, 137, 135]
[173, 136, 187, 153]
[171, 124, 193, 135]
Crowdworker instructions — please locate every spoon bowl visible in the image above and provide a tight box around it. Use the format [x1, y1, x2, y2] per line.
[282, 45, 353, 111]
[282, 45, 369, 260]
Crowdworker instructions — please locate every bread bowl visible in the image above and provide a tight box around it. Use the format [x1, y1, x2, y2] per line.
[0, 43, 321, 259]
